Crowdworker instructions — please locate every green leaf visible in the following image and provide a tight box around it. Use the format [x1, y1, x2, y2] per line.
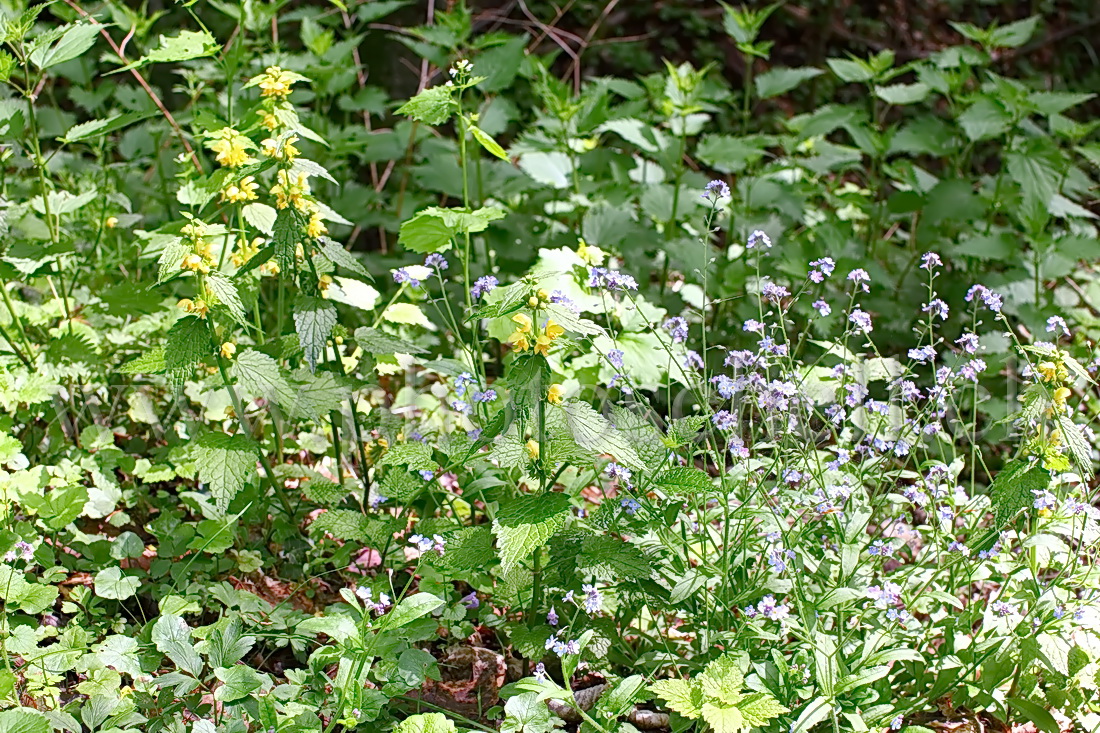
[195, 432, 256, 510]
[754, 66, 822, 98]
[649, 678, 703, 718]
[355, 326, 426, 355]
[115, 29, 219, 72]
[383, 592, 445, 631]
[699, 654, 745, 705]
[875, 82, 930, 105]
[157, 238, 190, 283]
[294, 295, 336, 371]
[214, 665, 268, 703]
[738, 692, 790, 727]
[231, 349, 296, 408]
[0, 708, 49, 733]
[701, 703, 745, 733]
[380, 442, 435, 470]
[439, 526, 495, 572]
[1057, 413, 1093, 478]
[243, 203, 277, 235]
[493, 493, 572, 572]
[207, 272, 248, 326]
[399, 210, 455, 254]
[93, 567, 140, 600]
[152, 614, 204, 677]
[318, 237, 372, 279]
[308, 509, 374, 542]
[654, 466, 712, 494]
[578, 535, 652, 579]
[394, 713, 456, 733]
[61, 111, 155, 143]
[302, 477, 348, 505]
[29, 22, 101, 69]
[501, 692, 564, 733]
[989, 16, 1040, 48]
[120, 346, 166, 375]
[1006, 697, 1060, 733]
[396, 86, 455, 124]
[0, 567, 58, 614]
[826, 57, 874, 83]
[559, 401, 643, 470]
[991, 459, 1050, 527]
[165, 316, 212, 386]
[273, 207, 305, 277]
[469, 124, 508, 160]
[957, 98, 1011, 142]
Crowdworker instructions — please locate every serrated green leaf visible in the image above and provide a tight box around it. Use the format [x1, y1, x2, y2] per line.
[380, 441, 435, 470]
[61, 111, 155, 143]
[0, 708, 50, 733]
[754, 66, 823, 99]
[699, 655, 745, 706]
[214, 665, 267, 703]
[501, 692, 563, 733]
[354, 326, 426, 355]
[439, 526, 495, 572]
[273, 207, 304, 277]
[318, 236, 372, 279]
[650, 678, 702, 718]
[493, 493, 572, 572]
[302, 477, 348, 505]
[30, 22, 101, 69]
[165, 316, 212, 386]
[654, 466, 712, 494]
[231, 349, 296, 407]
[294, 295, 336, 371]
[195, 432, 256, 510]
[396, 86, 455, 124]
[559, 401, 643, 469]
[120, 346, 166, 375]
[578, 535, 652, 579]
[738, 692, 790, 727]
[207, 272, 248, 326]
[114, 29, 218, 72]
[1057, 413, 1093, 478]
[394, 712, 455, 733]
[308, 509, 375, 542]
[701, 703, 745, 733]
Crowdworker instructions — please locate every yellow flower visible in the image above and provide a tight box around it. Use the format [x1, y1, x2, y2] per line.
[257, 66, 298, 98]
[1053, 386, 1072, 408]
[181, 253, 209, 273]
[525, 439, 540, 460]
[178, 298, 209, 317]
[576, 237, 606, 266]
[221, 175, 259, 203]
[105, 216, 118, 228]
[261, 134, 299, 161]
[259, 110, 281, 131]
[207, 127, 254, 168]
[547, 384, 565, 405]
[270, 169, 311, 210]
[533, 319, 565, 356]
[181, 220, 208, 240]
[306, 212, 327, 239]
[1037, 361, 1058, 383]
[507, 313, 534, 351]
[319, 274, 333, 297]
[220, 342, 236, 359]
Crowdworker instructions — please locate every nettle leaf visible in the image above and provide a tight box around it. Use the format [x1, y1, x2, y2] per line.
[291, 369, 348, 420]
[165, 316, 212, 386]
[273, 207, 305, 277]
[578, 535, 652, 580]
[116, 29, 219, 72]
[988, 459, 1050, 528]
[318, 237, 372, 279]
[492, 493, 572, 572]
[699, 654, 745, 706]
[649, 678, 703, 718]
[231, 349, 296, 408]
[1056, 414, 1093, 478]
[398, 206, 506, 254]
[302, 477, 348, 505]
[559, 401, 643, 470]
[701, 703, 746, 733]
[439, 526, 495, 572]
[120, 346, 166, 375]
[294, 295, 336, 371]
[152, 614, 204, 677]
[61, 111, 154, 143]
[243, 202, 277, 235]
[29, 22, 101, 69]
[655, 466, 713, 494]
[195, 432, 256, 510]
[308, 509, 373, 542]
[355, 326, 426, 355]
[544, 303, 605, 337]
[738, 692, 790, 727]
[207, 272, 248, 326]
[380, 441, 436, 470]
[754, 66, 823, 99]
[396, 85, 456, 125]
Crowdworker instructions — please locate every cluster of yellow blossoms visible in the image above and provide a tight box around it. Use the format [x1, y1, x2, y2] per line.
[507, 310, 565, 357]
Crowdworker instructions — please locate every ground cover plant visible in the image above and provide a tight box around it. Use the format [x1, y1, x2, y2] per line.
[1, 2, 1100, 732]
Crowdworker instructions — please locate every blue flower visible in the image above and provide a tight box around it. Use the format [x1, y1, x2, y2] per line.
[703, 179, 731, 200]
[471, 275, 498, 299]
[663, 316, 689, 343]
[747, 230, 772, 249]
[607, 349, 624, 369]
[424, 253, 449, 270]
